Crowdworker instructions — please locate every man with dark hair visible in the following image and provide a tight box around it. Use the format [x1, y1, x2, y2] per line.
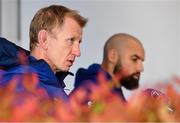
[73, 33, 145, 102]
[0, 5, 87, 101]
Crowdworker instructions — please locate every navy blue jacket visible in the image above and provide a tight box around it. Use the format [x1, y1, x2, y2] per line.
[0, 37, 71, 101]
[73, 63, 126, 101]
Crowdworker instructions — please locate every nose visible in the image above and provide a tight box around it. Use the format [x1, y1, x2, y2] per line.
[137, 61, 144, 72]
[72, 44, 81, 57]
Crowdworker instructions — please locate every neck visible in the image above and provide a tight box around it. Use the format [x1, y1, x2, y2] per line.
[101, 61, 121, 88]
[30, 48, 45, 61]
[31, 49, 56, 73]
[101, 61, 114, 76]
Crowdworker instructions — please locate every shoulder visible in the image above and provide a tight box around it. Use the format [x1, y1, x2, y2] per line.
[76, 63, 101, 75]
[74, 63, 102, 88]
[1, 65, 37, 83]
[8, 65, 36, 74]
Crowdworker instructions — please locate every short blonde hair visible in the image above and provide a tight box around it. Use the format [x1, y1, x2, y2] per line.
[29, 5, 87, 51]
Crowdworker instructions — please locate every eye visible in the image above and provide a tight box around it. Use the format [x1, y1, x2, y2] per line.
[66, 37, 75, 45]
[131, 56, 138, 62]
[132, 58, 138, 62]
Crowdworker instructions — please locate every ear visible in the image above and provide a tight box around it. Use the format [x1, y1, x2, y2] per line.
[108, 49, 118, 64]
[37, 29, 48, 50]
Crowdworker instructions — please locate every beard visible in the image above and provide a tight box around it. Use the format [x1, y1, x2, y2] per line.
[113, 57, 140, 90]
[121, 73, 140, 90]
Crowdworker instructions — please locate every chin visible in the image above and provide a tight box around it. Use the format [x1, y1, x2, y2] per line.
[56, 66, 70, 72]
[61, 69, 69, 72]
[63, 67, 70, 71]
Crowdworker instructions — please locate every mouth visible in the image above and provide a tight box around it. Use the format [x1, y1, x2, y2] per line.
[133, 74, 140, 80]
[67, 59, 74, 66]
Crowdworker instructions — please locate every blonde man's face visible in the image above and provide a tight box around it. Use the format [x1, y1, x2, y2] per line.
[45, 16, 83, 72]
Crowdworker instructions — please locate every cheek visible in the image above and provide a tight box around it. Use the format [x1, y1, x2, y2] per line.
[121, 63, 133, 76]
[54, 47, 67, 60]
[54, 46, 72, 62]
[47, 43, 65, 60]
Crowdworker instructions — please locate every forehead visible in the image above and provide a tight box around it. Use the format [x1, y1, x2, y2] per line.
[121, 39, 145, 60]
[62, 16, 82, 34]
[52, 16, 83, 37]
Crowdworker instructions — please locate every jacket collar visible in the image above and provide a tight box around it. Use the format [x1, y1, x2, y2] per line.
[29, 56, 73, 89]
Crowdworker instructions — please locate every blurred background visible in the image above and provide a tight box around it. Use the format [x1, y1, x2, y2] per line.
[0, 0, 180, 98]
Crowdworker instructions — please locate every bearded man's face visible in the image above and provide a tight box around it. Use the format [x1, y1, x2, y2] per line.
[113, 39, 145, 90]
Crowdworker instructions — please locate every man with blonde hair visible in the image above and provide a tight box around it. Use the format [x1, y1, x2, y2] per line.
[0, 5, 87, 101]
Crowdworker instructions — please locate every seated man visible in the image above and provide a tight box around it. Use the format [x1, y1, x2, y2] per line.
[72, 33, 145, 102]
[0, 4, 87, 101]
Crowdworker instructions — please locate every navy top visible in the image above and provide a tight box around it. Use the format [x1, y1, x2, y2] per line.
[0, 37, 71, 101]
[73, 63, 126, 101]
